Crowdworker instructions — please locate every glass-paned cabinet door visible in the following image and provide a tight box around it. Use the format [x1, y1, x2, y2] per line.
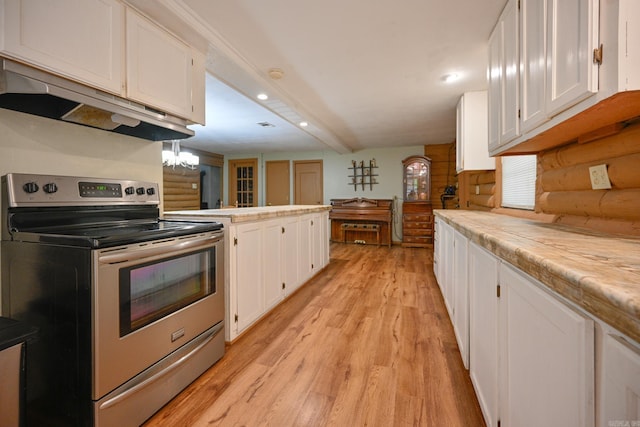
[402, 155, 431, 201]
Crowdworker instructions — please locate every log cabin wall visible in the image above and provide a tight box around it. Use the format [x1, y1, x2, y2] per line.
[536, 120, 640, 235]
[458, 170, 497, 211]
[163, 166, 201, 211]
[424, 142, 458, 209]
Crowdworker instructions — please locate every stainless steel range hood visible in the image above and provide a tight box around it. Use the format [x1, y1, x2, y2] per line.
[0, 59, 194, 141]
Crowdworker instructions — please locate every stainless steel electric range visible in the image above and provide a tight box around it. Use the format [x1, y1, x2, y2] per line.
[1, 173, 225, 426]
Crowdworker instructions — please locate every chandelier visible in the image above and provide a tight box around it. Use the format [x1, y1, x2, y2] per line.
[162, 140, 199, 169]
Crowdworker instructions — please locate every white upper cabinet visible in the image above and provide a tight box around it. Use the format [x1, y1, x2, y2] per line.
[456, 91, 495, 172]
[487, 22, 502, 152]
[190, 48, 206, 125]
[491, 0, 640, 156]
[0, 0, 125, 95]
[501, 0, 520, 144]
[126, 8, 193, 120]
[487, 0, 521, 151]
[0, 0, 206, 124]
[520, 0, 548, 133]
[545, 0, 599, 116]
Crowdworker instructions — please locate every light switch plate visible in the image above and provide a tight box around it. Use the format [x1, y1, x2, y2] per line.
[192, 183, 198, 190]
[589, 164, 612, 190]
[475, 185, 480, 195]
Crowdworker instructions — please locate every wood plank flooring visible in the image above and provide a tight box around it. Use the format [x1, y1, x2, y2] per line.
[144, 243, 485, 426]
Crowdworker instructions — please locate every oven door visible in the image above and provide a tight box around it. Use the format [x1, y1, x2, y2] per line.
[92, 230, 224, 399]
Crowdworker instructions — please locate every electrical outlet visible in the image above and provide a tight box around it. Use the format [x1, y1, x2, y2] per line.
[192, 183, 198, 190]
[589, 164, 612, 190]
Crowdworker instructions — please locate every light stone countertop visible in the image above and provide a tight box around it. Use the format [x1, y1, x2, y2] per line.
[434, 210, 640, 343]
[164, 205, 331, 223]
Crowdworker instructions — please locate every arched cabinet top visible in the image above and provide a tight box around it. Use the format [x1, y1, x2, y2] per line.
[402, 155, 432, 202]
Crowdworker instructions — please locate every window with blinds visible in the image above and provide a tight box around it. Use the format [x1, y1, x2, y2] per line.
[501, 155, 537, 210]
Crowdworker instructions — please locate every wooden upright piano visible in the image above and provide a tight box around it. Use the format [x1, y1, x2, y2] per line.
[329, 198, 393, 247]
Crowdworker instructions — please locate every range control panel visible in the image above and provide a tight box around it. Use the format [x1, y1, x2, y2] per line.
[3, 173, 160, 207]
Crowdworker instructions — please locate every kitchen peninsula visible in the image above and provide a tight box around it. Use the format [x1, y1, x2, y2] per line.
[164, 205, 331, 341]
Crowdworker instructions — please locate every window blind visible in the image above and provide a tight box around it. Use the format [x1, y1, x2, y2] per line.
[501, 155, 536, 210]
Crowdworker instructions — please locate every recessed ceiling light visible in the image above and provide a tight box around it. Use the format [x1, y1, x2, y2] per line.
[257, 93, 269, 100]
[444, 73, 459, 83]
[299, 121, 308, 127]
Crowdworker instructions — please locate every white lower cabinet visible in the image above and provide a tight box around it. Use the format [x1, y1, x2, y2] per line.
[263, 219, 284, 311]
[233, 222, 264, 333]
[444, 229, 597, 427]
[452, 229, 469, 369]
[282, 215, 301, 295]
[598, 330, 640, 425]
[500, 263, 594, 427]
[469, 242, 500, 427]
[230, 211, 329, 340]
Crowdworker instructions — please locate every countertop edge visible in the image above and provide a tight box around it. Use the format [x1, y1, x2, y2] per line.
[164, 205, 331, 223]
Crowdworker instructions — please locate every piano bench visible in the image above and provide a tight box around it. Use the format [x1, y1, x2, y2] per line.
[340, 223, 381, 246]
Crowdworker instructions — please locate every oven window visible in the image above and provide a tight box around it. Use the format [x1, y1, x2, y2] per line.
[119, 248, 216, 336]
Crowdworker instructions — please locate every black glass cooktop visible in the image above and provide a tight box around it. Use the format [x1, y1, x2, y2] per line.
[9, 219, 223, 249]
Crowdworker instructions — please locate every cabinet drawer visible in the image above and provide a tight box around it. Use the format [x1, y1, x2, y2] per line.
[403, 213, 433, 222]
[403, 235, 433, 244]
[403, 221, 433, 229]
[403, 228, 433, 237]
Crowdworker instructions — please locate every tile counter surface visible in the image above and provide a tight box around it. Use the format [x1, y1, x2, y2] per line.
[164, 205, 331, 223]
[435, 210, 640, 343]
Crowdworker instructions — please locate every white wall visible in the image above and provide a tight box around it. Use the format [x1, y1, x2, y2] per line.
[224, 145, 426, 242]
[0, 109, 164, 313]
[224, 145, 424, 206]
[0, 109, 163, 184]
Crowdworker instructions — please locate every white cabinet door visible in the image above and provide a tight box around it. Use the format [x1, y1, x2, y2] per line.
[433, 218, 442, 284]
[310, 213, 323, 274]
[282, 216, 300, 295]
[500, 263, 594, 427]
[469, 242, 500, 427]
[298, 215, 313, 283]
[263, 219, 283, 311]
[0, 0, 124, 94]
[190, 48, 206, 125]
[488, 21, 502, 152]
[233, 222, 264, 333]
[546, 0, 598, 116]
[442, 221, 454, 316]
[501, 0, 520, 144]
[126, 8, 193, 119]
[599, 333, 640, 425]
[321, 211, 330, 268]
[520, 0, 548, 132]
[452, 229, 469, 369]
[456, 91, 494, 173]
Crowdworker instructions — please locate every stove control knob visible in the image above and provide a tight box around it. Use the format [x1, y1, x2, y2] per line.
[146, 187, 155, 196]
[43, 183, 58, 194]
[125, 186, 135, 195]
[23, 182, 39, 194]
[136, 187, 145, 195]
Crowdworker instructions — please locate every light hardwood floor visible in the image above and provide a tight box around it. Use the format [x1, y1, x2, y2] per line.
[144, 243, 485, 426]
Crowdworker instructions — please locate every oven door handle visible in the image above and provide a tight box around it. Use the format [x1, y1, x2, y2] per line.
[98, 233, 222, 264]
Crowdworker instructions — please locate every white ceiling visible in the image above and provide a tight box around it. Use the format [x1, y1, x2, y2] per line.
[133, 0, 507, 155]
